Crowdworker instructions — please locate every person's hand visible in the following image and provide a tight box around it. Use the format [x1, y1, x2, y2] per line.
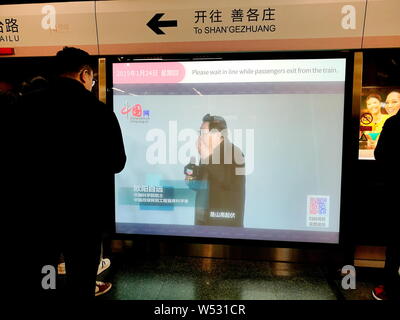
[197, 135, 212, 160]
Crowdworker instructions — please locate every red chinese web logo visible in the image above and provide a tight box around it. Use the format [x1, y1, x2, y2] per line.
[121, 104, 142, 117]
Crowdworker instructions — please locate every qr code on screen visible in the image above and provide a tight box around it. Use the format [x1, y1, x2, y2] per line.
[307, 195, 329, 228]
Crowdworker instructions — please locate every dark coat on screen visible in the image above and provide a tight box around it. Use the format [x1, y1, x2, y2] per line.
[190, 140, 246, 227]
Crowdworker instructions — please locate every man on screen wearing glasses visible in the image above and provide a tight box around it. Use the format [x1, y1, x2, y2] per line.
[185, 114, 246, 227]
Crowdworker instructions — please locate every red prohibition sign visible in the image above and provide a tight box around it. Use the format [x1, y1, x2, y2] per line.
[361, 113, 373, 125]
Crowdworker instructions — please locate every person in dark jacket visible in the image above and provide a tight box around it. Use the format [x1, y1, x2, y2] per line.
[373, 110, 400, 300]
[185, 114, 245, 227]
[22, 47, 126, 299]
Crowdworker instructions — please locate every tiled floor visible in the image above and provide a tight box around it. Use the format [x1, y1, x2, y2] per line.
[94, 252, 384, 300]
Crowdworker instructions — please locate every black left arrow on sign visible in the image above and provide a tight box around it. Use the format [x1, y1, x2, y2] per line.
[147, 13, 178, 35]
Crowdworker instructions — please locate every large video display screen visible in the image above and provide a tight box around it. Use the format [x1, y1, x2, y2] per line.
[112, 56, 348, 244]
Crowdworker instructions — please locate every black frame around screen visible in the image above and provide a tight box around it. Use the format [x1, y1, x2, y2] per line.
[106, 50, 357, 250]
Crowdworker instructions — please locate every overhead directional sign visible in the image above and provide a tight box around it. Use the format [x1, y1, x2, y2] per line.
[147, 13, 178, 35]
[96, 0, 366, 55]
[1, 0, 399, 57]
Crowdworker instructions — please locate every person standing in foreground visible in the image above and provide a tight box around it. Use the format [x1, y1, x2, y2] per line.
[373, 106, 400, 300]
[22, 47, 126, 299]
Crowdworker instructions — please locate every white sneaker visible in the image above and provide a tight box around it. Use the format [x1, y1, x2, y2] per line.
[57, 258, 111, 276]
[95, 281, 112, 296]
[98, 258, 111, 275]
